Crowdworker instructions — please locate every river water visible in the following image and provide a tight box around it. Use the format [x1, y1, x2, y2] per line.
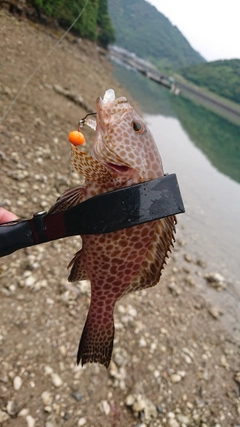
[113, 64, 240, 339]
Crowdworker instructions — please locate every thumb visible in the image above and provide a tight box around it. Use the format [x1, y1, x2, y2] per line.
[0, 207, 18, 224]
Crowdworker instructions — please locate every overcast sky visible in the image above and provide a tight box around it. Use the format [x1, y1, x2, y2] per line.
[146, 0, 240, 61]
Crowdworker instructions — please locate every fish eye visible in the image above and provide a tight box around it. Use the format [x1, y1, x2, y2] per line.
[132, 120, 142, 133]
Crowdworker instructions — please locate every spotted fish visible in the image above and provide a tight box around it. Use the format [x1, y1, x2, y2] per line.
[49, 89, 176, 368]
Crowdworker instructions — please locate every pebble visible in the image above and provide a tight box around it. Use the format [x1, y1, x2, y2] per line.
[184, 355, 192, 364]
[234, 372, 240, 384]
[98, 400, 111, 415]
[176, 413, 191, 424]
[26, 415, 36, 427]
[44, 365, 54, 375]
[139, 337, 147, 347]
[25, 275, 36, 287]
[41, 390, 53, 406]
[196, 258, 206, 268]
[0, 410, 10, 422]
[184, 253, 193, 263]
[168, 281, 181, 296]
[125, 393, 157, 422]
[7, 400, 18, 416]
[125, 394, 135, 406]
[208, 306, 223, 319]
[18, 408, 29, 417]
[113, 347, 128, 367]
[184, 276, 196, 287]
[13, 375, 22, 390]
[205, 272, 226, 290]
[51, 373, 63, 388]
[170, 374, 182, 383]
[71, 391, 84, 402]
[78, 417, 87, 426]
[59, 345, 67, 357]
[168, 419, 180, 427]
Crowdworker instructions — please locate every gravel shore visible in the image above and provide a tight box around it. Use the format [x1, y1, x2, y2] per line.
[0, 9, 240, 427]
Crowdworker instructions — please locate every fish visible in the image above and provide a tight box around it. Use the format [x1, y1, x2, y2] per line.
[48, 89, 176, 368]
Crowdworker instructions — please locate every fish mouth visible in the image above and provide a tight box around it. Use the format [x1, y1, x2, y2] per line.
[107, 162, 132, 174]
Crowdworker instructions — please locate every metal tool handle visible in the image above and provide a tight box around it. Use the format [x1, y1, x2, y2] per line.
[0, 174, 185, 258]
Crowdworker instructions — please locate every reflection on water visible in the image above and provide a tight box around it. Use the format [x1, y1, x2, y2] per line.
[113, 63, 175, 117]
[114, 63, 240, 185]
[170, 96, 240, 184]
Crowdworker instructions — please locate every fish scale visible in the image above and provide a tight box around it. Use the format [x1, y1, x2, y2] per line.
[49, 89, 176, 368]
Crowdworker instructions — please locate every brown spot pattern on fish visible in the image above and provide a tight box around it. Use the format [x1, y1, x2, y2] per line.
[49, 89, 176, 368]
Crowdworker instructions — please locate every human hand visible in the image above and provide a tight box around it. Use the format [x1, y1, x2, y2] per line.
[0, 207, 18, 224]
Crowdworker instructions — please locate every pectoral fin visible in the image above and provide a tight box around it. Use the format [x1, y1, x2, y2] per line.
[48, 186, 86, 214]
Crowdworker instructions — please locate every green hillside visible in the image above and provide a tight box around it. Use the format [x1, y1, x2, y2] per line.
[25, 0, 115, 47]
[108, 0, 205, 70]
[180, 59, 240, 104]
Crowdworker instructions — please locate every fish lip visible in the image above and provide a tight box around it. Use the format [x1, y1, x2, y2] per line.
[96, 96, 130, 129]
[106, 162, 131, 174]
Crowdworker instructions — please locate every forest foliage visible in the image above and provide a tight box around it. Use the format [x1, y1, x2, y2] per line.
[180, 59, 240, 104]
[26, 0, 115, 47]
[108, 0, 205, 71]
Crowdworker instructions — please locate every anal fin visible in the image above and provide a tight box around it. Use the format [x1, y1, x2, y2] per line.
[68, 249, 88, 282]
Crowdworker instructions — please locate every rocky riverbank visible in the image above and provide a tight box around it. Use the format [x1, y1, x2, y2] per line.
[0, 9, 240, 427]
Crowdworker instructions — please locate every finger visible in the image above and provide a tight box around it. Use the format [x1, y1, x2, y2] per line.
[0, 207, 18, 223]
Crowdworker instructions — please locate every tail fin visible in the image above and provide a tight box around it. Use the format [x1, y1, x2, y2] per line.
[77, 311, 114, 368]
